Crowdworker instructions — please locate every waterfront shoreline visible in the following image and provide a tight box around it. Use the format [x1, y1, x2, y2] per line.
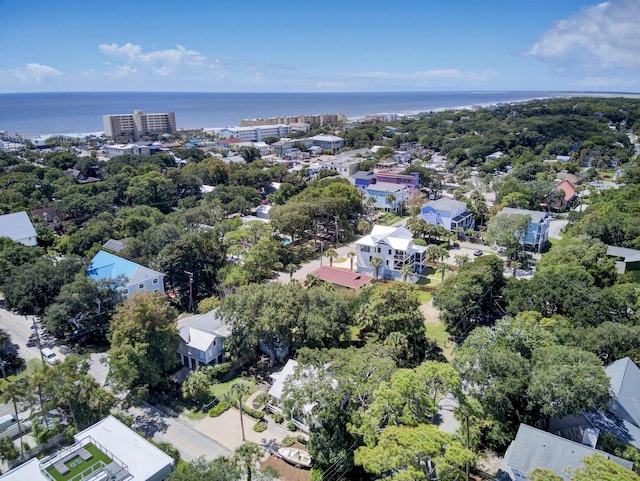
[1, 90, 634, 138]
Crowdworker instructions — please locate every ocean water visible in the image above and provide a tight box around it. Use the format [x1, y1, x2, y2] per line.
[0, 91, 568, 137]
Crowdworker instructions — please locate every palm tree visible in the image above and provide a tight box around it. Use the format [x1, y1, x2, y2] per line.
[304, 274, 320, 288]
[228, 382, 251, 442]
[370, 256, 384, 279]
[365, 196, 377, 214]
[454, 254, 470, 267]
[385, 193, 397, 212]
[0, 377, 28, 457]
[400, 264, 414, 283]
[285, 263, 298, 281]
[435, 262, 452, 283]
[347, 251, 357, 272]
[357, 219, 371, 235]
[234, 441, 263, 481]
[324, 248, 338, 267]
[427, 245, 449, 266]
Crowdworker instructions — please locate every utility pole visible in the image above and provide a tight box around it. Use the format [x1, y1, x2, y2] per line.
[32, 317, 44, 362]
[334, 216, 339, 245]
[184, 271, 194, 313]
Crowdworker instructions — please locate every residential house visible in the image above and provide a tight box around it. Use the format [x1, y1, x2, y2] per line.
[309, 134, 345, 153]
[351, 170, 377, 191]
[177, 309, 230, 370]
[547, 179, 577, 211]
[606, 245, 640, 275]
[311, 266, 374, 290]
[356, 224, 427, 281]
[0, 211, 37, 246]
[486, 151, 508, 160]
[65, 168, 100, 184]
[87, 250, 165, 299]
[495, 424, 632, 481]
[320, 155, 360, 177]
[31, 207, 64, 232]
[494, 207, 551, 252]
[375, 171, 420, 194]
[420, 197, 474, 232]
[550, 357, 640, 452]
[365, 182, 409, 212]
[267, 359, 317, 433]
[0, 415, 174, 481]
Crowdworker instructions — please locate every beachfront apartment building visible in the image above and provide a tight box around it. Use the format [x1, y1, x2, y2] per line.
[217, 124, 291, 142]
[103, 110, 176, 141]
[356, 225, 427, 281]
[104, 142, 166, 158]
[420, 197, 475, 232]
[240, 112, 346, 128]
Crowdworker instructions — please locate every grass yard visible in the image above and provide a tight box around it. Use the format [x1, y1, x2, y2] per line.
[416, 290, 432, 303]
[210, 378, 258, 401]
[376, 213, 405, 226]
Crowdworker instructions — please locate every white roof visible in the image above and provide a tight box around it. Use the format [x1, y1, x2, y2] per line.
[0, 211, 36, 243]
[178, 309, 228, 351]
[269, 359, 298, 401]
[0, 416, 173, 480]
[76, 415, 173, 480]
[357, 224, 415, 251]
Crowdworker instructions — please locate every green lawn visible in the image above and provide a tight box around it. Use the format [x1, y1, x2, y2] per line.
[376, 213, 405, 226]
[209, 378, 257, 401]
[424, 321, 454, 360]
[416, 290, 432, 303]
[45, 443, 112, 481]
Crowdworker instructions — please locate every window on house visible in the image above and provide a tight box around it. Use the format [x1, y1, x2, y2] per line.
[361, 246, 370, 253]
[377, 247, 381, 253]
[152, 278, 158, 284]
[138, 283, 144, 289]
[388, 249, 391, 255]
[122, 289, 129, 295]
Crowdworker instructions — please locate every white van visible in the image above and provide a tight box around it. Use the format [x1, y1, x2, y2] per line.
[41, 348, 60, 365]
[0, 414, 30, 439]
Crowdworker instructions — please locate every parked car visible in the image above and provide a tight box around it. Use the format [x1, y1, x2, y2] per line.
[41, 347, 60, 365]
[473, 249, 483, 257]
[0, 414, 31, 439]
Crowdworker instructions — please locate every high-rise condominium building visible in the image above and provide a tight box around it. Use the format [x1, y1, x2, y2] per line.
[103, 110, 176, 140]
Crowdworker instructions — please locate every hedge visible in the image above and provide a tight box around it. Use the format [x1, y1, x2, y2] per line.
[209, 401, 230, 417]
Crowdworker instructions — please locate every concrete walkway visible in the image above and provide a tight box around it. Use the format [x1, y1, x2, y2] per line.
[187, 390, 297, 457]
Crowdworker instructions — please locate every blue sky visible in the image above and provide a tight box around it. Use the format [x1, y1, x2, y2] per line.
[1, 0, 639, 93]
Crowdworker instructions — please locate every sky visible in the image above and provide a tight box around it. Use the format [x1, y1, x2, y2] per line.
[1, 0, 639, 93]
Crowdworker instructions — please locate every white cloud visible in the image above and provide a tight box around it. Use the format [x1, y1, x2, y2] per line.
[348, 69, 496, 81]
[98, 42, 208, 75]
[8, 63, 62, 83]
[99, 42, 142, 62]
[526, 0, 640, 69]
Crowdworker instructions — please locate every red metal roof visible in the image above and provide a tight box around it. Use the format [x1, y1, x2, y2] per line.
[311, 266, 374, 289]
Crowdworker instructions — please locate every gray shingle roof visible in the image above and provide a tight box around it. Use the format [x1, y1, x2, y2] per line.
[0, 211, 37, 243]
[496, 424, 632, 480]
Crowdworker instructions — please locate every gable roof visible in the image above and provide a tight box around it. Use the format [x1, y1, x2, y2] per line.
[177, 309, 230, 352]
[311, 266, 373, 289]
[423, 197, 468, 212]
[269, 359, 298, 401]
[0, 211, 37, 243]
[357, 224, 415, 251]
[605, 357, 640, 428]
[556, 180, 577, 201]
[87, 250, 164, 284]
[498, 207, 550, 224]
[496, 424, 632, 480]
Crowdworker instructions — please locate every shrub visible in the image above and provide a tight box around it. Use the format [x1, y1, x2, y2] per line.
[209, 401, 230, 417]
[281, 436, 295, 447]
[296, 435, 307, 445]
[209, 362, 232, 380]
[274, 413, 284, 424]
[253, 391, 270, 408]
[242, 406, 264, 421]
[253, 421, 267, 433]
[286, 420, 296, 431]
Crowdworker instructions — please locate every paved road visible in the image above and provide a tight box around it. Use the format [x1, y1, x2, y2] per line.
[0, 308, 60, 363]
[130, 404, 231, 462]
